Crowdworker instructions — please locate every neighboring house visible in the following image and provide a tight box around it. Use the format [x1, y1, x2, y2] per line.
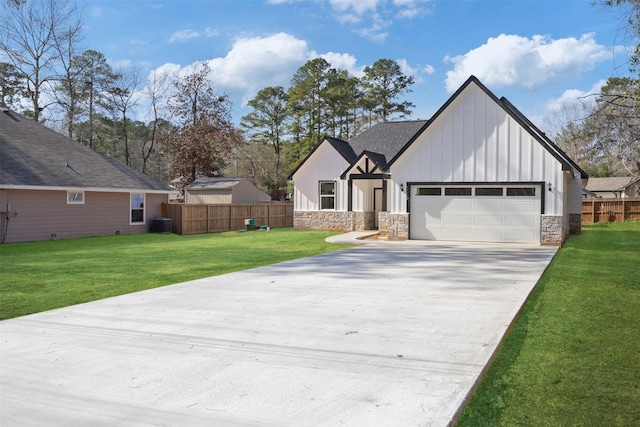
[185, 177, 271, 204]
[0, 109, 173, 243]
[584, 177, 639, 198]
[290, 76, 588, 245]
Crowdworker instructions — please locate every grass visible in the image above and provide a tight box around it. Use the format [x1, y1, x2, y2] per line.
[456, 222, 640, 426]
[0, 228, 348, 320]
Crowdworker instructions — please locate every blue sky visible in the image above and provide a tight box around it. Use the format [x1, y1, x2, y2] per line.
[82, 0, 631, 131]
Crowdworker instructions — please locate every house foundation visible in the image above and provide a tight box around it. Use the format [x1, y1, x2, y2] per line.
[293, 211, 375, 232]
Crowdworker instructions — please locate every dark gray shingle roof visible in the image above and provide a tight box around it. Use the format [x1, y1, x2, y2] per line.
[349, 120, 428, 169]
[0, 109, 171, 191]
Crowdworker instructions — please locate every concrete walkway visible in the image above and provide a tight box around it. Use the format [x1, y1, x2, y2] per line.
[0, 241, 557, 426]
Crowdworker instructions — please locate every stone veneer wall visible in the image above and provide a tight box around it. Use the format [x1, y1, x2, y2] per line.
[378, 212, 409, 240]
[541, 215, 563, 244]
[352, 211, 376, 231]
[568, 213, 582, 235]
[294, 211, 353, 231]
[293, 211, 375, 232]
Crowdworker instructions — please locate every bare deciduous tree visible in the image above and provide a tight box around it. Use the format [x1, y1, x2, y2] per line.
[164, 63, 240, 192]
[0, 0, 82, 122]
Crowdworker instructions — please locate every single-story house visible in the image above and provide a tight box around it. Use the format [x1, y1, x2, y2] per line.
[290, 76, 588, 245]
[0, 108, 173, 243]
[584, 176, 639, 198]
[185, 177, 271, 204]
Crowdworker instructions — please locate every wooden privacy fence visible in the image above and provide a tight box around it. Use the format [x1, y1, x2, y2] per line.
[582, 198, 640, 223]
[162, 203, 293, 235]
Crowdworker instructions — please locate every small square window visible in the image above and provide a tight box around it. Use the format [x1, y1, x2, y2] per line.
[67, 191, 84, 204]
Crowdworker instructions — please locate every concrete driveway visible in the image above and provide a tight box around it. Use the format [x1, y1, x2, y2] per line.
[0, 241, 557, 426]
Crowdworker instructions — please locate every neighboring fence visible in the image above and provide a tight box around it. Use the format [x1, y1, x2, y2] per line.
[162, 203, 293, 235]
[582, 198, 640, 223]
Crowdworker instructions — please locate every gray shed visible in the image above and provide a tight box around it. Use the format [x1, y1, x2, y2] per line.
[185, 177, 271, 204]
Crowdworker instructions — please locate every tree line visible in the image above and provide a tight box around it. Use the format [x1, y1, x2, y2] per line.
[546, 0, 639, 178]
[0, 0, 415, 197]
[2, 0, 637, 198]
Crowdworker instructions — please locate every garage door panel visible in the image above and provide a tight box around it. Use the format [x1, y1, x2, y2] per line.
[424, 212, 442, 225]
[444, 199, 473, 210]
[505, 200, 538, 211]
[474, 199, 504, 211]
[410, 186, 540, 243]
[505, 215, 539, 227]
[474, 215, 504, 226]
[442, 214, 472, 225]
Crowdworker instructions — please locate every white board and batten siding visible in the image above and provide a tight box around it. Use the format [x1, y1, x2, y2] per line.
[389, 83, 567, 217]
[292, 140, 349, 211]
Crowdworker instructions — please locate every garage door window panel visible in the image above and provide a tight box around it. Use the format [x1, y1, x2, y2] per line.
[444, 187, 472, 196]
[416, 187, 441, 196]
[475, 187, 503, 196]
[507, 187, 536, 197]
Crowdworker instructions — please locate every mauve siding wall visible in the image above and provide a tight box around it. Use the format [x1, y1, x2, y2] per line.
[1, 190, 166, 243]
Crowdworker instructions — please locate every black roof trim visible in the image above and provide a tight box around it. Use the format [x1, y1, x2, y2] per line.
[498, 97, 588, 179]
[340, 150, 388, 179]
[385, 76, 588, 179]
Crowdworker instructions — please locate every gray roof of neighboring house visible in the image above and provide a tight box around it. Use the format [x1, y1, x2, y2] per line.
[585, 176, 639, 192]
[186, 177, 245, 190]
[0, 109, 172, 191]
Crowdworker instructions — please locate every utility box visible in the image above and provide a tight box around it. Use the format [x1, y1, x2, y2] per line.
[152, 217, 172, 233]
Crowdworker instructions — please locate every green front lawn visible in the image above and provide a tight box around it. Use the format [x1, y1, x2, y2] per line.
[456, 222, 640, 426]
[0, 228, 347, 320]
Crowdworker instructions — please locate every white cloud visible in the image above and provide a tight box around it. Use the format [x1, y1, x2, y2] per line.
[267, 0, 429, 41]
[423, 64, 435, 75]
[397, 58, 418, 77]
[444, 33, 611, 93]
[169, 27, 219, 43]
[320, 52, 361, 75]
[547, 79, 605, 112]
[329, 0, 381, 16]
[393, 0, 432, 19]
[203, 32, 311, 105]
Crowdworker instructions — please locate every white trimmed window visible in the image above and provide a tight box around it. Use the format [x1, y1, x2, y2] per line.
[130, 193, 145, 224]
[67, 191, 84, 204]
[319, 181, 336, 210]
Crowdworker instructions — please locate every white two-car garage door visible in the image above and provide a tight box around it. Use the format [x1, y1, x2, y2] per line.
[410, 185, 541, 243]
